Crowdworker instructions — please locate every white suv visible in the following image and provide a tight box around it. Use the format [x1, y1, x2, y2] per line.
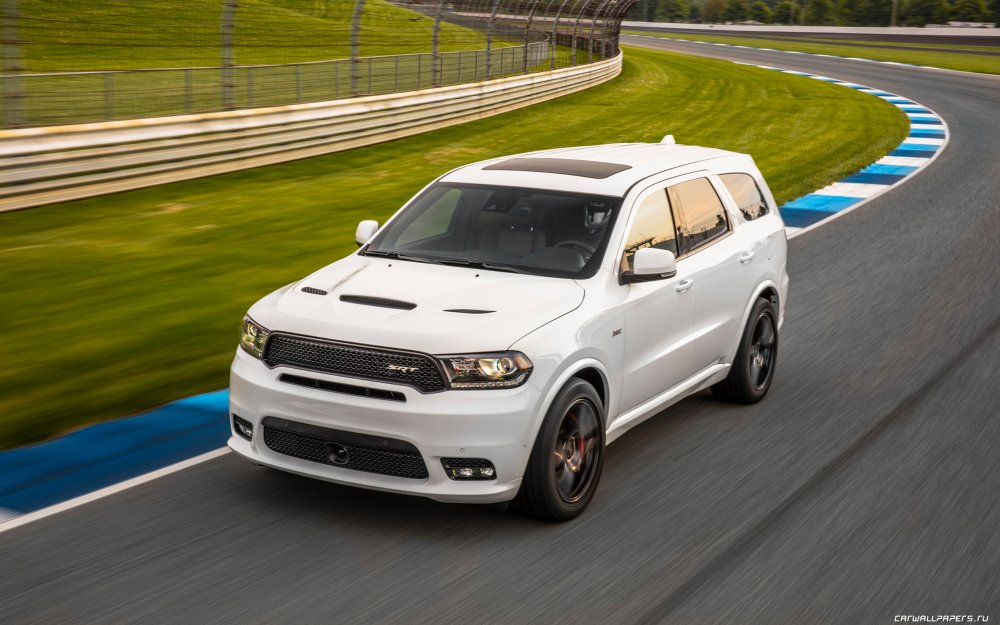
[229, 139, 788, 521]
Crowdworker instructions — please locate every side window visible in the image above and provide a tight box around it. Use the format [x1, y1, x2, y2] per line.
[668, 177, 729, 255]
[394, 188, 461, 247]
[621, 188, 678, 272]
[719, 173, 769, 221]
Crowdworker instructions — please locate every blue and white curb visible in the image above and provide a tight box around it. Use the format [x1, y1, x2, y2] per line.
[0, 60, 948, 530]
[0, 391, 230, 524]
[748, 67, 949, 236]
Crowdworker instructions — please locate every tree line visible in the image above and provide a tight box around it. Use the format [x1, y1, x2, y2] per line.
[629, 0, 996, 26]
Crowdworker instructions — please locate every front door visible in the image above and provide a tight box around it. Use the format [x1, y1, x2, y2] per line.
[618, 184, 698, 414]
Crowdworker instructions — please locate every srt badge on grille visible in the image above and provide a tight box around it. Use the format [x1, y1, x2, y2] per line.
[386, 364, 419, 373]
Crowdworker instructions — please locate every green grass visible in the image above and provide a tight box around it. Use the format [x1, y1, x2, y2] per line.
[20, 0, 491, 70]
[0, 45, 909, 449]
[625, 31, 1000, 74]
[797, 37, 1000, 53]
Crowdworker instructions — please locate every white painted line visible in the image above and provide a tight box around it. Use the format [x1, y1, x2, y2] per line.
[906, 112, 939, 119]
[813, 182, 888, 198]
[910, 123, 945, 130]
[0, 447, 230, 535]
[902, 137, 945, 146]
[878, 156, 932, 167]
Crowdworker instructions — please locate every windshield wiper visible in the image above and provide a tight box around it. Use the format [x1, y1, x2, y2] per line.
[430, 258, 530, 274]
[362, 249, 435, 264]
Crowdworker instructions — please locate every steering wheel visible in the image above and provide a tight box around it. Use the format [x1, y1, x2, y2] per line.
[554, 240, 597, 256]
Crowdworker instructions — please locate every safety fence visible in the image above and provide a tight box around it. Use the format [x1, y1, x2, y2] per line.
[5, 41, 548, 128]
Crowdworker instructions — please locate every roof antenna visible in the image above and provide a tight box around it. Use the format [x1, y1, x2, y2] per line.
[660, 134, 676, 145]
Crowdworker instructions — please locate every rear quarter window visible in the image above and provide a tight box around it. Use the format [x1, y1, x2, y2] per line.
[667, 177, 729, 255]
[719, 173, 769, 221]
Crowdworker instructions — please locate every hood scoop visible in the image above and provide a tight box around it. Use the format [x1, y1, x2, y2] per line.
[301, 286, 328, 296]
[339, 294, 417, 310]
[443, 308, 495, 314]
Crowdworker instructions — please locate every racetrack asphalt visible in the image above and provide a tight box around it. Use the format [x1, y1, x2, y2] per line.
[1, 38, 998, 624]
[623, 24, 1000, 48]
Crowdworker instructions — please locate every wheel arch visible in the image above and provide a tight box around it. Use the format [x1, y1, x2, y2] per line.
[534, 358, 612, 431]
[727, 281, 780, 364]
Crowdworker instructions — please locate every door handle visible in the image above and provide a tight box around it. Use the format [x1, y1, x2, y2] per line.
[675, 279, 694, 293]
[739, 251, 755, 264]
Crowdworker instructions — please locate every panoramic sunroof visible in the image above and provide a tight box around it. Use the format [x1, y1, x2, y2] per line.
[483, 158, 632, 179]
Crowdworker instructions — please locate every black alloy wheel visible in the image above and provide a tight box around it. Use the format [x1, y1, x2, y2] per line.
[712, 296, 779, 404]
[553, 398, 601, 504]
[515, 378, 605, 521]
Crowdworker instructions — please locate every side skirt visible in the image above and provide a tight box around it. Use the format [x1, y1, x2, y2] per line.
[605, 363, 730, 444]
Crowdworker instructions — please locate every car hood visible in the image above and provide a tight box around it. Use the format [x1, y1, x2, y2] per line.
[248, 255, 585, 355]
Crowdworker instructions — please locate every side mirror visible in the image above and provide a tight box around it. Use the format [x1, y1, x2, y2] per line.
[622, 248, 677, 283]
[355, 220, 379, 247]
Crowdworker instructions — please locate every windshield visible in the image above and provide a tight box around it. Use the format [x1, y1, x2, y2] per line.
[363, 183, 623, 279]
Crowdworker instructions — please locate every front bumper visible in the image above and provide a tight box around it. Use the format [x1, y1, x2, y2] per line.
[228, 349, 541, 503]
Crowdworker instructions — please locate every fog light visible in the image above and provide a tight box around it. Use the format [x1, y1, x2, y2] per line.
[441, 458, 496, 480]
[233, 415, 253, 441]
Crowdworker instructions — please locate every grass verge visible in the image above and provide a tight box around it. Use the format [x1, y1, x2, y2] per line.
[624, 31, 1000, 74]
[0, 45, 909, 449]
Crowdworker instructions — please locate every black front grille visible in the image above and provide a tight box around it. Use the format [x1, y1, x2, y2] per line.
[262, 417, 429, 479]
[263, 334, 445, 392]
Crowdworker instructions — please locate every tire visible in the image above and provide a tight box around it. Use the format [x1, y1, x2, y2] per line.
[712, 296, 778, 404]
[514, 378, 605, 522]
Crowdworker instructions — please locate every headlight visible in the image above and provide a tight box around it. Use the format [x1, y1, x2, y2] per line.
[239, 316, 270, 359]
[439, 352, 533, 389]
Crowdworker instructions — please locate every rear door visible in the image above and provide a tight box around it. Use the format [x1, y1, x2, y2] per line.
[718, 171, 781, 267]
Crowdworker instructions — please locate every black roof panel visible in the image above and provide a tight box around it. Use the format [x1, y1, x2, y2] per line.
[483, 157, 632, 179]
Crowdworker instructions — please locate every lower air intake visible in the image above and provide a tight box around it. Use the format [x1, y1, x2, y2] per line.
[261, 417, 428, 479]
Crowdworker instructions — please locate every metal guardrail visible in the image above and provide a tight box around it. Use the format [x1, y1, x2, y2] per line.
[0, 53, 623, 213]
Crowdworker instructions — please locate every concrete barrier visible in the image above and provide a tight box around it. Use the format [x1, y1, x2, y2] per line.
[0, 54, 622, 213]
